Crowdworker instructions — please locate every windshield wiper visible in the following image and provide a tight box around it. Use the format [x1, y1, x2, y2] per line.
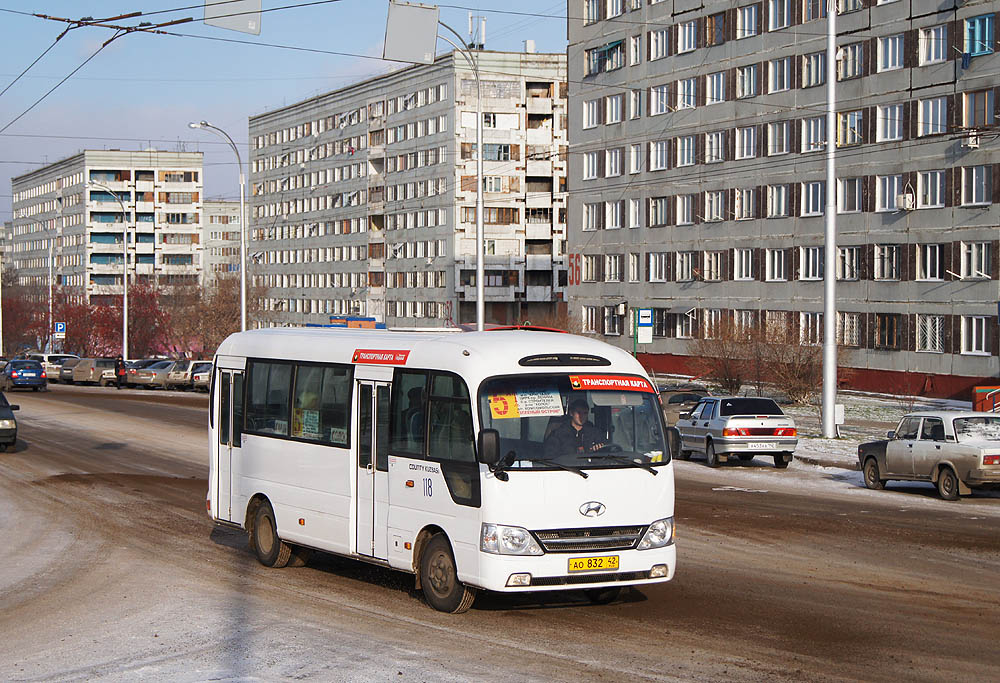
[587, 454, 658, 476]
[526, 457, 589, 479]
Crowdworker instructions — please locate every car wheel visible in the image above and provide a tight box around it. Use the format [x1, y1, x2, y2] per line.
[738, 454, 754, 462]
[584, 587, 622, 605]
[773, 454, 790, 469]
[705, 441, 720, 468]
[863, 458, 885, 490]
[420, 533, 476, 613]
[252, 500, 292, 568]
[937, 467, 960, 501]
[678, 450, 692, 461]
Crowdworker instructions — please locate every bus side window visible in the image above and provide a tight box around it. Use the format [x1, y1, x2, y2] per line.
[389, 370, 427, 456]
[427, 372, 479, 506]
[232, 374, 243, 448]
[246, 361, 292, 437]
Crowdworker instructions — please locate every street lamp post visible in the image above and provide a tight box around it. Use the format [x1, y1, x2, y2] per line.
[88, 180, 130, 358]
[822, 1, 838, 437]
[189, 121, 248, 332]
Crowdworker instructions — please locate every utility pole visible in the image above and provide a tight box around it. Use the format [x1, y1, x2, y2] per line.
[822, 0, 838, 437]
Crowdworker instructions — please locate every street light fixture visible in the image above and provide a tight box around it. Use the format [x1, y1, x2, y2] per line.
[189, 120, 248, 332]
[88, 180, 131, 358]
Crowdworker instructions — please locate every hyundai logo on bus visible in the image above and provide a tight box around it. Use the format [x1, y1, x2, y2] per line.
[579, 501, 606, 517]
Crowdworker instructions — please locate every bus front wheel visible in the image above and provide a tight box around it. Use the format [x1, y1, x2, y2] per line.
[252, 500, 291, 568]
[419, 534, 476, 614]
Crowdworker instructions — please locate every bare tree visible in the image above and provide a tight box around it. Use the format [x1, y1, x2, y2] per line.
[687, 318, 751, 395]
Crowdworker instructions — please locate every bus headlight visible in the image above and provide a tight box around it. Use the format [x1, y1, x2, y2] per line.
[637, 517, 674, 550]
[481, 524, 543, 556]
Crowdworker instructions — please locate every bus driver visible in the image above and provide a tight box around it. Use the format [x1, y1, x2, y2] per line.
[544, 398, 607, 457]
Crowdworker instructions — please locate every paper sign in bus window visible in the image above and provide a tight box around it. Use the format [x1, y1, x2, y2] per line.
[490, 389, 564, 419]
[489, 393, 519, 419]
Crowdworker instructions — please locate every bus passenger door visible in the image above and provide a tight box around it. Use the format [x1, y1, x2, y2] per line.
[216, 369, 243, 523]
[356, 381, 390, 559]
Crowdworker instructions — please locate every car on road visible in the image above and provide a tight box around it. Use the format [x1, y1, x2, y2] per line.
[676, 396, 798, 468]
[59, 358, 82, 383]
[27, 353, 80, 381]
[0, 392, 19, 451]
[659, 384, 711, 426]
[126, 358, 165, 386]
[2, 360, 47, 392]
[164, 359, 208, 391]
[858, 411, 1000, 500]
[132, 360, 174, 388]
[72, 358, 117, 385]
[192, 363, 212, 392]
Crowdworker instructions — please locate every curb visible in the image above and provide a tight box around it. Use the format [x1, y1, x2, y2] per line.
[795, 454, 860, 471]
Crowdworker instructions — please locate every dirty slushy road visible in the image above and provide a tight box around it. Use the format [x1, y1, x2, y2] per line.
[1, 385, 998, 681]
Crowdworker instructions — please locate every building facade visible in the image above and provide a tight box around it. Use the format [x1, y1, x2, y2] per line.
[10, 150, 204, 304]
[202, 200, 242, 286]
[568, 0, 999, 397]
[248, 50, 568, 328]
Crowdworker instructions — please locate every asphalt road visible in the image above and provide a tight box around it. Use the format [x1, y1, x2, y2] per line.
[1, 384, 998, 681]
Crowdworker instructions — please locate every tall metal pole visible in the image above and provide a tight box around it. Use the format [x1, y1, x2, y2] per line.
[0, 247, 4, 357]
[437, 26, 484, 331]
[88, 180, 129, 358]
[822, 0, 838, 437]
[48, 240, 53, 353]
[189, 121, 247, 331]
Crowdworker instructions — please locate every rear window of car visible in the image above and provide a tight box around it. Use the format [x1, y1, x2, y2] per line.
[193, 363, 212, 373]
[719, 398, 783, 416]
[667, 392, 705, 404]
[10, 360, 42, 369]
[150, 361, 173, 369]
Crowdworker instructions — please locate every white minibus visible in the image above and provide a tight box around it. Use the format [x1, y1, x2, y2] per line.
[209, 327, 675, 612]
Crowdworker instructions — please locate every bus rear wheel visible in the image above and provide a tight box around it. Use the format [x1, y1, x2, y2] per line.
[252, 500, 291, 568]
[420, 534, 476, 614]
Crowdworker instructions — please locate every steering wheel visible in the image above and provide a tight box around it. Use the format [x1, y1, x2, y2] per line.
[597, 443, 622, 453]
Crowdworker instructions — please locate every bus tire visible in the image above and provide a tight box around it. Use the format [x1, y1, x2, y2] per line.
[419, 533, 476, 613]
[252, 500, 291, 568]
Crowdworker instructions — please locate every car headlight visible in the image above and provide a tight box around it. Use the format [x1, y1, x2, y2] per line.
[637, 517, 675, 550]
[0, 419, 14, 429]
[480, 523, 544, 556]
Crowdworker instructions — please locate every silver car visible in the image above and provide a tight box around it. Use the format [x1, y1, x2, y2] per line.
[192, 363, 212, 392]
[132, 360, 174, 388]
[72, 358, 117, 385]
[858, 411, 1000, 500]
[164, 359, 208, 391]
[677, 396, 798, 469]
[27, 353, 79, 381]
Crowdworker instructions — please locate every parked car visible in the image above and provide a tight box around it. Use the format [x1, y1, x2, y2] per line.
[676, 396, 798, 468]
[659, 384, 711, 426]
[2, 359, 47, 392]
[0, 392, 19, 451]
[27, 353, 80, 381]
[125, 359, 163, 386]
[192, 362, 213, 392]
[164, 359, 208, 391]
[72, 358, 117, 385]
[858, 411, 1000, 501]
[132, 360, 174, 388]
[59, 357, 82, 383]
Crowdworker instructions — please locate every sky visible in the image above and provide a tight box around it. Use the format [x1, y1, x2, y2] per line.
[0, 0, 568, 222]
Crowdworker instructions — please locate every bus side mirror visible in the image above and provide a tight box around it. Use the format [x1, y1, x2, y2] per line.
[478, 429, 500, 466]
[9, 405, 18, 411]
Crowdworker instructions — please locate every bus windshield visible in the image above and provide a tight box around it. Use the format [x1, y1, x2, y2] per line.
[478, 374, 669, 470]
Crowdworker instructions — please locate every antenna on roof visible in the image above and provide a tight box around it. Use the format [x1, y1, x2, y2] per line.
[467, 13, 485, 50]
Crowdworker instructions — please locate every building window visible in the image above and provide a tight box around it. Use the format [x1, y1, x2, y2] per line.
[802, 116, 826, 152]
[837, 312, 861, 346]
[677, 135, 695, 167]
[582, 255, 601, 282]
[965, 15, 995, 56]
[766, 248, 787, 281]
[705, 131, 725, 162]
[583, 99, 601, 129]
[629, 252, 641, 281]
[916, 243, 943, 281]
[964, 89, 995, 128]
[838, 0, 862, 13]
[678, 21, 697, 53]
[703, 309, 723, 338]
[630, 34, 642, 65]
[918, 97, 947, 136]
[629, 143, 642, 174]
[676, 311, 694, 339]
[874, 244, 900, 280]
[802, 181, 826, 216]
[768, 121, 790, 155]
[702, 252, 724, 281]
[735, 188, 756, 219]
[837, 246, 860, 280]
[800, 312, 823, 345]
[606, 94, 623, 124]
[737, 4, 759, 39]
[769, 0, 790, 30]
[607, 0, 624, 17]
[583, 151, 599, 180]
[651, 85, 670, 115]
[675, 251, 694, 281]
[584, 0, 600, 24]
[802, 52, 826, 87]
[962, 165, 992, 205]
[737, 64, 758, 98]
[876, 175, 903, 212]
[916, 315, 945, 353]
[735, 126, 757, 159]
[875, 313, 901, 350]
[919, 25, 947, 65]
[767, 184, 789, 217]
[707, 71, 726, 104]
[605, 148, 623, 177]
[705, 190, 725, 221]
[650, 141, 669, 171]
[917, 170, 945, 208]
[676, 195, 694, 225]
[838, 43, 863, 80]
[961, 316, 989, 354]
[582, 306, 599, 334]
[629, 89, 641, 119]
[803, 0, 827, 22]
[800, 246, 824, 280]
[769, 57, 791, 92]
[838, 177, 862, 213]
[583, 202, 603, 231]
[706, 12, 726, 47]
[649, 196, 670, 226]
[605, 254, 623, 282]
[877, 104, 903, 141]
[837, 110, 863, 146]
[734, 248, 754, 280]
[629, 198, 642, 228]
[961, 241, 991, 279]
[605, 201, 624, 230]
[877, 34, 904, 72]
[645, 252, 668, 282]
[650, 28, 668, 60]
[677, 78, 696, 109]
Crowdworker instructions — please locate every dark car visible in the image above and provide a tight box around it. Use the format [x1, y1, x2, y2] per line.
[3, 360, 47, 391]
[0, 392, 19, 451]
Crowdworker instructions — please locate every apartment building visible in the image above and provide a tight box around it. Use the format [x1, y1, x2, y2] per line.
[248, 50, 568, 328]
[569, 0, 999, 397]
[10, 150, 204, 304]
[202, 200, 242, 286]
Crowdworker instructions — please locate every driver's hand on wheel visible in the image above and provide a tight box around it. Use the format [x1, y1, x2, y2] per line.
[590, 442, 605, 452]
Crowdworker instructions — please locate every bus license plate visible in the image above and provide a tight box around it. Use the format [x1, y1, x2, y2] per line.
[568, 555, 619, 573]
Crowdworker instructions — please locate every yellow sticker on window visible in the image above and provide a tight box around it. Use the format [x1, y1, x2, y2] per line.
[489, 393, 520, 419]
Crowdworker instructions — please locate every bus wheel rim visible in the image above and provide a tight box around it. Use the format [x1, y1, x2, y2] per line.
[429, 551, 453, 595]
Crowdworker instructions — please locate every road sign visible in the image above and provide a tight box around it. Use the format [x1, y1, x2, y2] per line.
[54, 322, 66, 334]
[636, 308, 653, 345]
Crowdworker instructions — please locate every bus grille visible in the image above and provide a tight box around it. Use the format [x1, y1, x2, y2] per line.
[532, 525, 646, 553]
[531, 570, 651, 586]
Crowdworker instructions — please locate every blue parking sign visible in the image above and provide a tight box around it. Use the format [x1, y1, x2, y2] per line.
[54, 322, 66, 334]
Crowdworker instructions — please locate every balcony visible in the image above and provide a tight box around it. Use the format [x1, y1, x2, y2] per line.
[526, 159, 552, 176]
[526, 98, 552, 115]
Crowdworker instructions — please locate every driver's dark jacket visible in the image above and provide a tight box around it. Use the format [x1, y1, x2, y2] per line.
[544, 420, 604, 456]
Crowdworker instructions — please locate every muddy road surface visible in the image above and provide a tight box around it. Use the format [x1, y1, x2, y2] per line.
[1, 384, 998, 681]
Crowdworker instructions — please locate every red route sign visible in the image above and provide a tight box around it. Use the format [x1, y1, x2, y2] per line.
[568, 374, 654, 393]
[352, 349, 410, 365]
